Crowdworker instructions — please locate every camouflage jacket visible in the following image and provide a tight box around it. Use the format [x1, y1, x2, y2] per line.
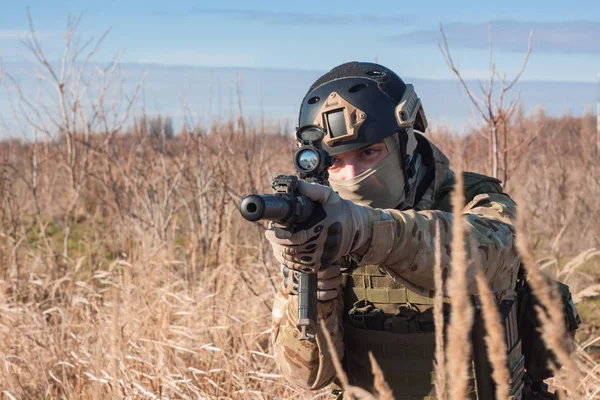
[270, 138, 519, 390]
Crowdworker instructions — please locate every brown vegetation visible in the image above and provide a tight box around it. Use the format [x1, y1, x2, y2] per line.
[1, 106, 599, 398]
[1, 17, 600, 400]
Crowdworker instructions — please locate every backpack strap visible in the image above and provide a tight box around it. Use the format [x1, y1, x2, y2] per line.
[433, 171, 504, 213]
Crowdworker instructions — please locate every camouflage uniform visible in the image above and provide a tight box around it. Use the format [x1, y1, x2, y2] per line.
[270, 137, 520, 394]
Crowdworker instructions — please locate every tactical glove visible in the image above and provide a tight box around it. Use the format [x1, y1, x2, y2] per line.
[265, 180, 372, 275]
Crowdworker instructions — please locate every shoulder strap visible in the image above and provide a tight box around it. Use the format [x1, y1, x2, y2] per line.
[434, 171, 503, 213]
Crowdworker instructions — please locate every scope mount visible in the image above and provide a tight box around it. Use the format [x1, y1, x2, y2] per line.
[294, 125, 332, 185]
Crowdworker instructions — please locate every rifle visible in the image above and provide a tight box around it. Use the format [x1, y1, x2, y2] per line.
[239, 125, 333, 340]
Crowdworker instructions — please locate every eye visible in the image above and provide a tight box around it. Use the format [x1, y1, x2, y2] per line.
[361, 148, 379, 157]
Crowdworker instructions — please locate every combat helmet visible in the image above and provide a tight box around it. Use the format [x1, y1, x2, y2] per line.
[298, 61, 427, 157]
[298, 61, 429, 209]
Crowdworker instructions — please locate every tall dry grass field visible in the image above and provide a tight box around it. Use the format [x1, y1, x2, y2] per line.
[1, 112, 599, 399]
[1, 21, 600, 399]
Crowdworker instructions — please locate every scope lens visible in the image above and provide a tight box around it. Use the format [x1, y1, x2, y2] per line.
[297, 149, 319, 171]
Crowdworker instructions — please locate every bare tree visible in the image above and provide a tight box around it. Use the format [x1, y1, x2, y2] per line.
[5, 10, 145, 263]
[438, 23, 539, 183]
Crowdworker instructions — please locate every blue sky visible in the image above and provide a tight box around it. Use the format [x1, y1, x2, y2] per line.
[1, 1, 600, 139]
[1, 0, 600, 82]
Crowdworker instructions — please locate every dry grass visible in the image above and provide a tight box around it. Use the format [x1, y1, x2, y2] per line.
[474, 262, 510, 399]
[368, 353, 394, 400]
[445, 166, 475, 400]
[0, 124, 299, 398]
[433, 221, 447, 399]
[0, 112, 599, 398]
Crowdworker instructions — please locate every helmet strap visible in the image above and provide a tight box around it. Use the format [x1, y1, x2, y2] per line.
[396, 131, 411, 202]
[396, 128, 430, 210]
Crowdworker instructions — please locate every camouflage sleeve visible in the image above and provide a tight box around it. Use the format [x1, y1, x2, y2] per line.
[270, 192, 518, 389]
[271, 282, 344, 390]
[356, 192, 520, 300]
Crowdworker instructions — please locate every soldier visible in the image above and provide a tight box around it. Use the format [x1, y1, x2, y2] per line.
[266, 61, 524, 398]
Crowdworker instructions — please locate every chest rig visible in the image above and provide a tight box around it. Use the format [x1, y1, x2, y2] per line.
[337, 172, 525, 399]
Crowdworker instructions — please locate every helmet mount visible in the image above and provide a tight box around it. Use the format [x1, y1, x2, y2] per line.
[312, 91, 367, 147]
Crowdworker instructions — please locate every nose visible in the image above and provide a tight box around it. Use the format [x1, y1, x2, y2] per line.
[336, 164, 361, 181]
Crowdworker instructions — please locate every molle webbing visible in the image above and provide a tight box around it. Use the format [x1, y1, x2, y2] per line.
[343, 264, 448, 307]
[338, 170, 513, 399]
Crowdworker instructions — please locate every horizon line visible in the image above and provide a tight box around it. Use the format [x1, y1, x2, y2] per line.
[2, 59, 598, 85]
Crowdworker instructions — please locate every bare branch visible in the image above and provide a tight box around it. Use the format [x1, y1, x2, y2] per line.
[487, 23, 495, 104]
[23, 7, 60, 84]
[437, 24, 488, 120]
[504, 29, 534, 92]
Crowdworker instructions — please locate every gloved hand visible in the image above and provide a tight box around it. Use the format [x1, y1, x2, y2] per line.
[265, 180, 371, 275]
[282, 263, 343, 302]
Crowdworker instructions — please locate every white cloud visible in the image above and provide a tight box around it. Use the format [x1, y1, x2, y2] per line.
[134, 50, 257, 68]
[187, 8, 412, 26]
[0, 30, 30, 41]
[0, 29, 65, 42]
[453, 68, 494, 80]
[387, 21, 600, 54]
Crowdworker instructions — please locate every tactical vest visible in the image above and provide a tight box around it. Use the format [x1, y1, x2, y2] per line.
[338, 172, 525, 400]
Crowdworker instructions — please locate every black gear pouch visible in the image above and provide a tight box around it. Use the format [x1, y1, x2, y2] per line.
[347, 299, 386, 330]
[517, 272, 581, 382]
